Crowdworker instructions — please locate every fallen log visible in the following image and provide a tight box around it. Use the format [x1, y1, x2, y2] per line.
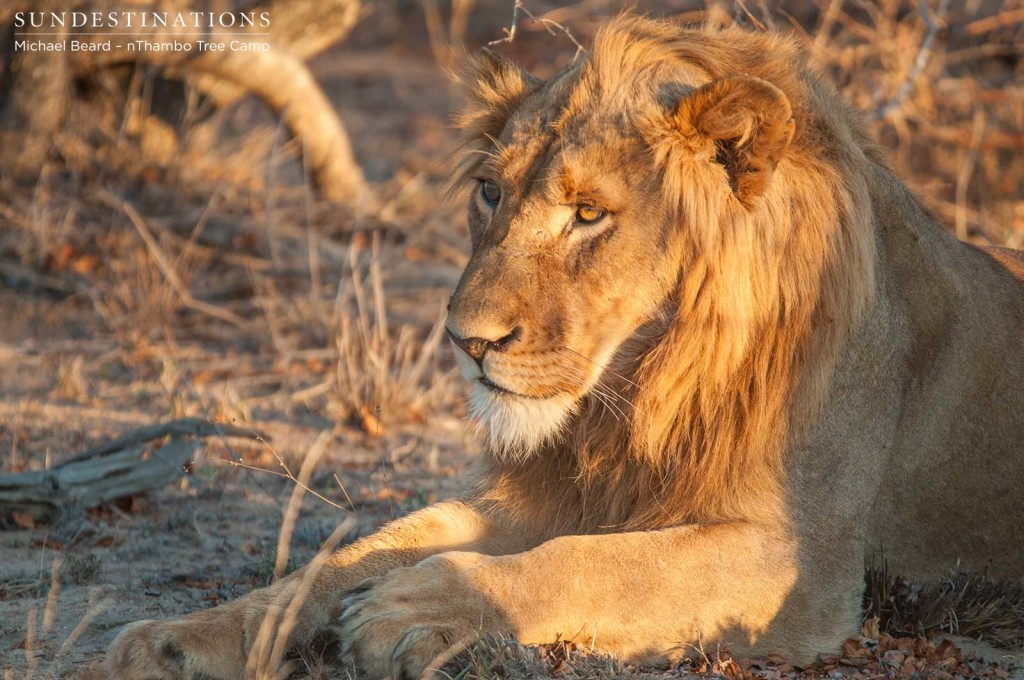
[0, 417, 266, 519]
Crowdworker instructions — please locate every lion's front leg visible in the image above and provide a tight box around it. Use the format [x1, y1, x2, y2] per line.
[340, 522, 864, 679]
[105, 500, 524, 680]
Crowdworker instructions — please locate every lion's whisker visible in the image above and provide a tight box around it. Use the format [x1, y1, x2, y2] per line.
[552, 355, 634, 410]
[556, 347, 641, 390]
[590, 384, 631, 422]
[552, 361, 630, 423]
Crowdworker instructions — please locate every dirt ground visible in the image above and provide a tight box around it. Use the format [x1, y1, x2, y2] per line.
[1, 1, 1023, 679]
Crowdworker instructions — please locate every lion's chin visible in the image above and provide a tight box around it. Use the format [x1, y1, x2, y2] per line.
[469, 382, 578, 462]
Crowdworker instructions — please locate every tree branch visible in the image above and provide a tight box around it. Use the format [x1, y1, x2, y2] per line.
[874, 0, 951, 120]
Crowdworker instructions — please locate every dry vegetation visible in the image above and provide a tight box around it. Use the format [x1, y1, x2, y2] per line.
[0, 0, 1022, 678]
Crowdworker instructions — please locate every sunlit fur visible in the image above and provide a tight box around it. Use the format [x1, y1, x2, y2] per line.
[452, 341, 580, 460]
[469, 383, 579, 461]
[452, 17, 877, 530]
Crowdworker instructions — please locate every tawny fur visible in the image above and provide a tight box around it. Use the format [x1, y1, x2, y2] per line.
[106, 16, 1024, 680]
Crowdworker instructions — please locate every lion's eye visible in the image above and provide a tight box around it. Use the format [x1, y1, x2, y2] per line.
[480, 180, 501, 208]
[575, 205, 606, 224]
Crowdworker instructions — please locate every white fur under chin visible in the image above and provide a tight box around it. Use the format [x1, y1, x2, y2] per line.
[469, 382, 577, 462]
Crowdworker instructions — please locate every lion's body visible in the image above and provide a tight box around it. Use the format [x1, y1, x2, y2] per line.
[853, 190, 1024, 579]
[107, 17, 1024, 680]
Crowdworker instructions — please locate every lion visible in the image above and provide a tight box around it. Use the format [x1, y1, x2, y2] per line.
[106, 15, 1024, 680]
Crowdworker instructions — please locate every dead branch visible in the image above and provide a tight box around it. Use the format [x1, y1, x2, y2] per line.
[0, 417, 267, 518]
[961, 8, 1024, 37]
[189, 44, 366, 204]
[0, 1, 69, 171]
[874, 0, 951, 120]
[488, 0, 587, 61]
[920, 122, 1024, 151]
[262, 0, 362, 63]
[98, 192, 250, 328]
[735, 0, 770, 32]
[75, 27, 365, 203]
[487, 1, 526, 48]
[3, 0, 366, 203]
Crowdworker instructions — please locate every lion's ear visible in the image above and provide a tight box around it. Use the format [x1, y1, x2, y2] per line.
[674, 76, 795, 208]
[456, 49, 540, 139]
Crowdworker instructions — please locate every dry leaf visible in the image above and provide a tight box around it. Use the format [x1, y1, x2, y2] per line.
[711, 657, 744, 678]
[550, 658, 570, 675]
[359, 404, 384, 436]
[860, 615, 880, 640]
[70, 254, 101, 274]
[12, 511, 36, 530]
[404, 246, 428, 261]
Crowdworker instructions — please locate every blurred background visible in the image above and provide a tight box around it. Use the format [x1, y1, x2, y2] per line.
[0, 1, 1022, 677]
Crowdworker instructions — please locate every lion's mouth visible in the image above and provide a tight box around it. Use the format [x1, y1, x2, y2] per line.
[478, 376, 519, 397]
[478, 375, 557, 401]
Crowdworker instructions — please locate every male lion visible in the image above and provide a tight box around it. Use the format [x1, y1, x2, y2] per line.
[107, 15, 1024, 680]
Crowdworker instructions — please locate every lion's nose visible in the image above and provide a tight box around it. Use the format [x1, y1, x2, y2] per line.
[446, 326, 520, 363]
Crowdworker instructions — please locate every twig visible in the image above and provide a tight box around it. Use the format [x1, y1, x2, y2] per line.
[174, 179, 224, 273]
[65, 416, 267, 464]
[488, 0, 586, 62]
[273, 430, 331, 579]
[288, 380, 332, 403]
[42, 558, 62, 636]
[264, 112, 289, 271]
[955, 112, 986, 241]
[962, 7, 1024, 36]
[245, 513, 357, 680]
[487, 1, 524, 48]
[874, 0, 951, 120]
[757, 0, 778, 30]
[51, 593, 113, 668]
[99, 192, 249, 328]
[810, 0, 845, 64]
[262, 515, 357, 675]
[227, 437, 351, 514]
[333, 472, 357, 514]
[919, 122, 1024, 151]
[735, 0, 769, 32]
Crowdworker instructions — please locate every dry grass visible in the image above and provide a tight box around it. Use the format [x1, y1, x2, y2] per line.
[331, 233, 452, 435]
[0, 1, 1022, 678]
[865, 563, 1024, 649]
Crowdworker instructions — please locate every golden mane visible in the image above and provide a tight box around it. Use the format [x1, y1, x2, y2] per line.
[462, 16, 880, 533]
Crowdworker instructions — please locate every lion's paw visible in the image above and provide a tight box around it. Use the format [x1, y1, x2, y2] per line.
[338, 555, 501, 680]
[105, 613, 248, 680]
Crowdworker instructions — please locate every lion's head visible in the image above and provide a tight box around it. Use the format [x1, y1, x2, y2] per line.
[446, 15, 877, 523]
